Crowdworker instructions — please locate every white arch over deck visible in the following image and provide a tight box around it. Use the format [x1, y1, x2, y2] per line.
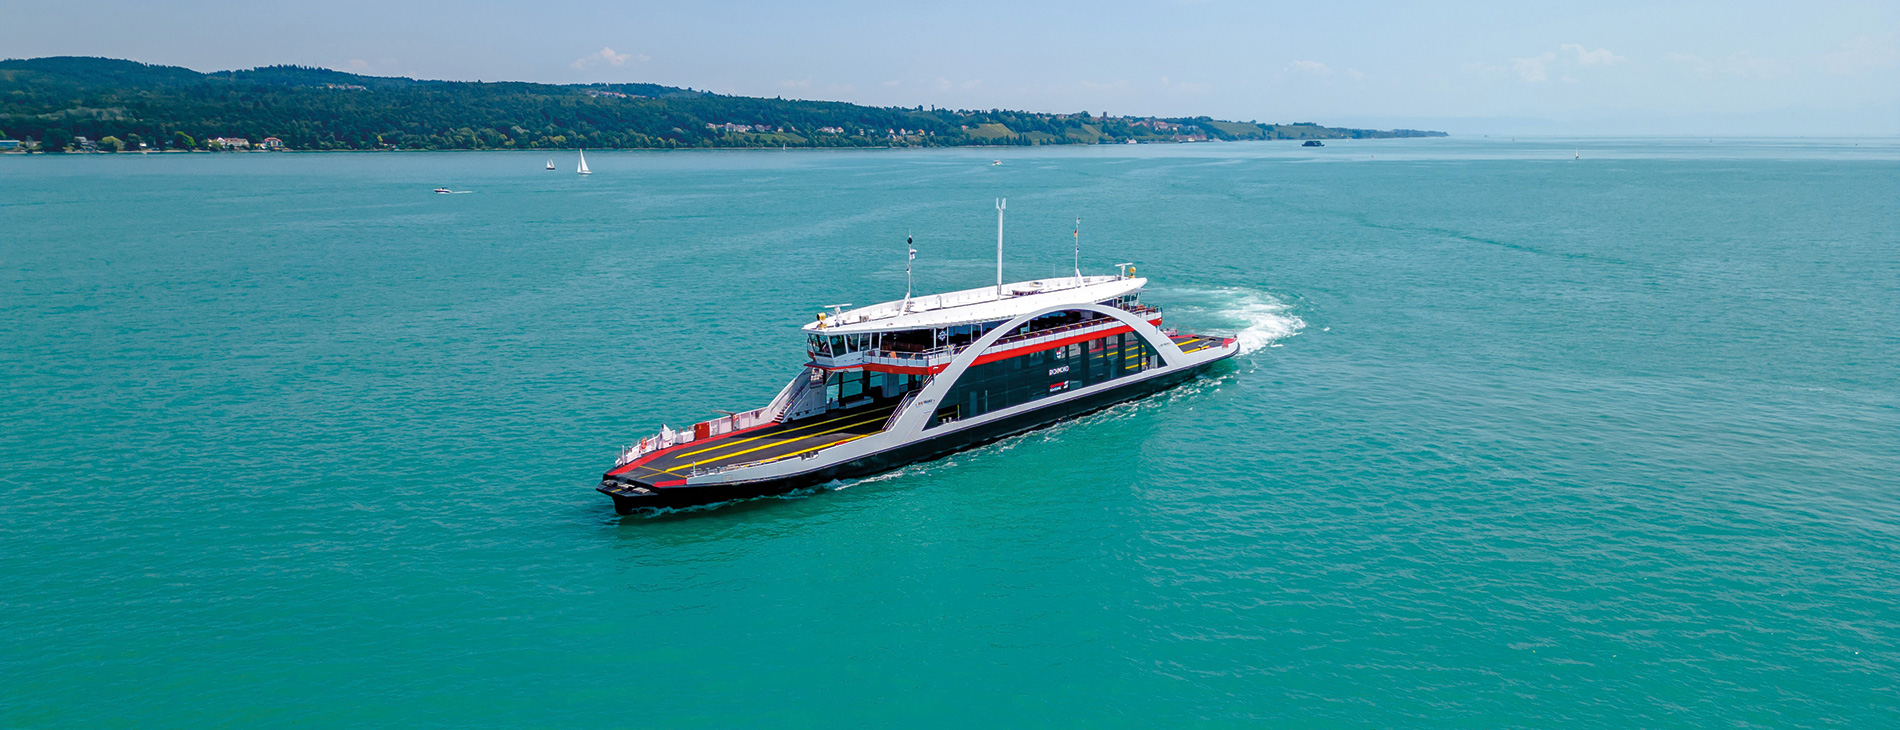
[885, 302, 1186, 438]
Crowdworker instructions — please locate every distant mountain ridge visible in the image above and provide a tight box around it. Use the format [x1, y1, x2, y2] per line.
[0, 56, 1446, 152]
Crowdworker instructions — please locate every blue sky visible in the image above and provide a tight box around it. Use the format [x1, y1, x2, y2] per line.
[5, 0, 1896, 134]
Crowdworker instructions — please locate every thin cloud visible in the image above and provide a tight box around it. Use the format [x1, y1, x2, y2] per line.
[1512, 52, 1557, 82]
[571, 47, 647, 70]
[1512, 44, 1625, 82]
[336, 58, 401, 75]
[1563, 44, 1626, 66]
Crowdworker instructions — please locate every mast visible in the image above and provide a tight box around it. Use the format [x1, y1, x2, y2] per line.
[995, 198, 1006, 296]
[904, 234, 915, 309]
[1073, 216, 1081, 282]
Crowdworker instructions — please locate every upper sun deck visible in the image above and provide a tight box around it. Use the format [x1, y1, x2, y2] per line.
[804, 275, 1146, 335]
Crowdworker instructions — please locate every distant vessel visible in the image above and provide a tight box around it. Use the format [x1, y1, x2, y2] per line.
[992, 160, 1002, 166]
[1575, 149, 1580, 160]
[577, 149, 591, 175]
[1303, 140, 1324, 147]
[433, 187, 452, 194]
[546, 159, 555, 170]
[596, 201, 1240, 514]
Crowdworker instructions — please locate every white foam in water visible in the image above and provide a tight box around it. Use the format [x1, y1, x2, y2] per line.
[1166, 287, 1305, 354]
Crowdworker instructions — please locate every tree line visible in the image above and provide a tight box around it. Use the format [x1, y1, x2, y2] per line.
[0, 57, 1444, 152]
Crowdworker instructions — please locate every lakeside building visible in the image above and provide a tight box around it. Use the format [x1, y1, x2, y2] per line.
[212, 137, 251, 149]
[262, 137, 283, 150]
[0, 139, 20, 150]
[709, 122, 789, 134]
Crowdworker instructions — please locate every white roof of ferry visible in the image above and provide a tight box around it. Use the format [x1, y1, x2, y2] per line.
[804, 275, 1146, 335]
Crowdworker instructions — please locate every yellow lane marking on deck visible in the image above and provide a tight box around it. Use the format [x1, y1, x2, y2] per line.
[684, 412, 892, 469]
[757, 432, 877, 466]
[1180, 344, 1213, 355]
[670, 405, 897, 460]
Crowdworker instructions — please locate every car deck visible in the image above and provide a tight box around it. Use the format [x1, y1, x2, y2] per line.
[1169, 333, 1226, 355]
[608, 401, 900, 486]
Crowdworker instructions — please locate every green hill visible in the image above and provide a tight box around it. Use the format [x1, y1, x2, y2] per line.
[0, 56, 1446, 152]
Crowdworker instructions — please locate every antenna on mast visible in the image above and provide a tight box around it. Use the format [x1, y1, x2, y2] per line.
[904, 233, 916, 310]
[995, 198, 1006, 296]
[1073, 216, 1082, 282]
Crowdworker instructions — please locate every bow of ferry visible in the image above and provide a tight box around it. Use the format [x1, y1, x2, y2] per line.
[598, 274, 1237, 514]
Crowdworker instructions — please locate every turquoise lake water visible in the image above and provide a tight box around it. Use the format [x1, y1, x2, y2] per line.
[4, 139, 1897, 727]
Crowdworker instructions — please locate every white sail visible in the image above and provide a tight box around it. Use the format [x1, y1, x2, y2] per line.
[578, 149, 591, 175]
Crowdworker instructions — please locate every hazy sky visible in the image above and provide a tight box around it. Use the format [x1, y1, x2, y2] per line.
[6, 0, 1896, 134]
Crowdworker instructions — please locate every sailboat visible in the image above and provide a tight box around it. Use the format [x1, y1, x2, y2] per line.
[545, 159, 555, 170]
[577, 149, 592, 175]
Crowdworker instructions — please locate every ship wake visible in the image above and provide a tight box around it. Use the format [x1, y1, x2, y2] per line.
[1161, 287, 1305, 354]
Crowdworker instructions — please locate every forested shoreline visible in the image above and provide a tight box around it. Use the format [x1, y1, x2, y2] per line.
[1, 56, 1445, 152]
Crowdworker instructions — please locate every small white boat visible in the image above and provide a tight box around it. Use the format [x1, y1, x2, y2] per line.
[546, 159, 555, 170]
[992, 160, 1002, 166]
[434, 187, 452, 194]
[577, 149, 591, 175]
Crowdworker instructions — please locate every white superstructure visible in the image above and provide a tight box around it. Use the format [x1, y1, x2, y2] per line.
[809, 276, 1143, 334]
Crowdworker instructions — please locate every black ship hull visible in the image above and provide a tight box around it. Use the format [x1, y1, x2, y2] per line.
[599, 355, 1227, 514]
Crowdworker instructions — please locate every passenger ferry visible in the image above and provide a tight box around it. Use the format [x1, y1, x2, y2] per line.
[597, 211, 1241, 514]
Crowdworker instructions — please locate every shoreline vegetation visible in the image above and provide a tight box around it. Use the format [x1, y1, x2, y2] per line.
[1, 56, 1445, 154]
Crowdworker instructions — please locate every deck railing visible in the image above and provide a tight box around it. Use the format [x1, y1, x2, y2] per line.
[883, 390, 919, 432]
[614, 373, 809, 466]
